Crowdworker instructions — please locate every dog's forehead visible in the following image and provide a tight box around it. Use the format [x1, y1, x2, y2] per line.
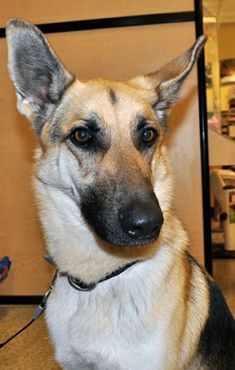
[59, 78, 155, 128]
[73, 77, 151, 104]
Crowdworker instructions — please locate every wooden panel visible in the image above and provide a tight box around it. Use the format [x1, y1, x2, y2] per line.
[208, 129, 235, 166]
[0, 0, 194, 28]
[213, 259, 235, 315]
[218, 23, 235, 60]
[0, 21, 204, 296]
[166, 79, 204, 264]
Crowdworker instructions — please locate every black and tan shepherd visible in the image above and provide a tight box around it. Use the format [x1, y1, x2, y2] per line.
[6, 19, 235, 370]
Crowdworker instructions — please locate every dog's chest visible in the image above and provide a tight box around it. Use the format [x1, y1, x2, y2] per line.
[46, 277, 171, 370]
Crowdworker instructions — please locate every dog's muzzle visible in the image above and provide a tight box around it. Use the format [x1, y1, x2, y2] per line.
[80, 182, 164, 247]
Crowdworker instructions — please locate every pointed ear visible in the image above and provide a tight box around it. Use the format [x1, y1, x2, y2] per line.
[6, 19, 74, 137]
[130, 36, 206, 131]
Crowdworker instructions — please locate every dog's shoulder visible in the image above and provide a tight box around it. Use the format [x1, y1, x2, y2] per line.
[187, 253, 235, 369]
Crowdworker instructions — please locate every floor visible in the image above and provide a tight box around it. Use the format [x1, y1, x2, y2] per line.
[0, 259, 234, 370]
[0, 306, 60, 369]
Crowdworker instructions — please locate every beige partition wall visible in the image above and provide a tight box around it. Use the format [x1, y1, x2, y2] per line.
[0, 0, 205, 297]
[0, 1, 193, 26]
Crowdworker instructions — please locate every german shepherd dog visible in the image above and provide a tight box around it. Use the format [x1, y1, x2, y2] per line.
[6, 19, 235, 370]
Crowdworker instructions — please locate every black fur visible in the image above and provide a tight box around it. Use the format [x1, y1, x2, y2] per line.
[198, 280, 235, 370]
[197, 277, 235, 369]
[186, 253, 235, 369]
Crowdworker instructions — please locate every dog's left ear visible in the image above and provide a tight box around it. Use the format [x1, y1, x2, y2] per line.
[130, 36, 206, 131]
[6, 19, 74, 137]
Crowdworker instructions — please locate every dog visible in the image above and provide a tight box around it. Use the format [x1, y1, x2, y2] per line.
[6, 19, 235, 370]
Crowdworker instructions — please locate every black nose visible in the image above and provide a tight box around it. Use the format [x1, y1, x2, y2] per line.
[118, 197, 164, 241]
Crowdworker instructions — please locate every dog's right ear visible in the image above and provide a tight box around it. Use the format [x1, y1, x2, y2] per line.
[6, 19, 74, 137]
[129, 36, 206, 132]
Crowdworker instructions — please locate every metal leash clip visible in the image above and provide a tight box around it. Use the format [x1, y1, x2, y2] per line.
[32, 272, 57, 320]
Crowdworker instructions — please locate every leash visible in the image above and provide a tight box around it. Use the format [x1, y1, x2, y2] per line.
[0, 269, 57, 349]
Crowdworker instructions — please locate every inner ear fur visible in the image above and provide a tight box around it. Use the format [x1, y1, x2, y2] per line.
[130, 36, 206, 131]
[6, 18, 74, 137]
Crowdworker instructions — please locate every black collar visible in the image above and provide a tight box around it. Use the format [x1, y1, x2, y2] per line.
[67, 261, 137, 291]
[44, 255, 137, 292]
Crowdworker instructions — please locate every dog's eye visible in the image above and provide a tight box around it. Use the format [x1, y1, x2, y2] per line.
[71, 128, 92, 145]
[142, 128, 157, 144]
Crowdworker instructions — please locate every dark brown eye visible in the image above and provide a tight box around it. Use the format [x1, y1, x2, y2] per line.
[72, 128, 92, 144]
[142, 128, 157, 143]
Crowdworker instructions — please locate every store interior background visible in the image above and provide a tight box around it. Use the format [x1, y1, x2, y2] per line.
[203, 0, 235, 313]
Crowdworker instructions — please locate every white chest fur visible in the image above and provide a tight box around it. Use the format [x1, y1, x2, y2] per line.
[46, 256, 176, 370]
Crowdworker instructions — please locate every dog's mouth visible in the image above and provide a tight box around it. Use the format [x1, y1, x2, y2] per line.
[95, 226, 163, 247]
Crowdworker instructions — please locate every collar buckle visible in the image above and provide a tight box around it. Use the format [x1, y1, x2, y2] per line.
[67, 275, 97, 291]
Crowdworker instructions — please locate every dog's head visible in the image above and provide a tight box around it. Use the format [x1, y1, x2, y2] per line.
[6, 19, 205, 253]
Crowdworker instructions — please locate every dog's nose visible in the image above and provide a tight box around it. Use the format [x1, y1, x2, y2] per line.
[118, 197, 164, 240]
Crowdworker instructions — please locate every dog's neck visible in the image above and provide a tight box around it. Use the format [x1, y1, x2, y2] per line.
[45, 254, 138, 291]
[66, 260, 138, 291]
